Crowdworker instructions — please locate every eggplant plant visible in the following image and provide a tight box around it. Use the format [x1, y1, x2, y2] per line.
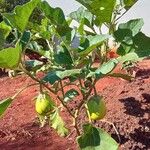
[0, 0, 150, 149]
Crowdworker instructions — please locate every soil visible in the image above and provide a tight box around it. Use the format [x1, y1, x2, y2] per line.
[0, 60, 150, 150]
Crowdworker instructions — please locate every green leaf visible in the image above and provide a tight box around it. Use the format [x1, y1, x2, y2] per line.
[69, 7, 93, 27]
[40, 1, 71, 38]
[114, 18, 144, 41]
[54, 45, 73, 67]
[77, 124, 119, 150]
[43, 69, 81, 85]
[25, 60, 43, 68]
[133, 32, 150, 57]
[117, 43, 134, 56]
[87, 59, 118, 79]
[95, 59, 118, 78]
[20, 31, 31, 49]
[50, 108, 68, 137]
[25, 60, 43, 72]
[117, 52, 140, 63]
[39, 18, 52, 39]
[0, 43, 21, 69]
[114, 19, 144, 56]
[3, 0, 40, 32]
[79, 34, 110, 56]
[123, 0, 138, 10]
[0, 21, 11, 49]
[0, 98, 13, 117]
[64, 89, 79, 103]
[75, 0, 116, 24]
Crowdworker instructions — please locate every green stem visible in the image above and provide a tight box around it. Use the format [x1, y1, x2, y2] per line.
[57, 95, 74, 118]
[60, 80, 65, 98]
[12, 83, 38, 99]
[73, 110, 81, 136]
[39, 83, 43, 93]
[115, 8, 130, 23]
[93, 85, 97, 96]
[73, 87, 93, 135]
[85, 104, 92, 123]
[20, 64, 56, 94]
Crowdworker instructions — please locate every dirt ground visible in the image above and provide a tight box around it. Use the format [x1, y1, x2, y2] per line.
[0, 60, 150, 150]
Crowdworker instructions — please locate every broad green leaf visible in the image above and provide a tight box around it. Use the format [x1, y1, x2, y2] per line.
[114, 19, 144, 56]
[0, 21, 11, 38]
[116, 43, 135, 56]
[54, 45, 73, 67]
[64, 89, 79, 103]
[114, 29, 133, 45]
[69, 7, 93, 27]
[123, 0, 138, 10]
[40, 1, 71, 38]
[133, 32, 150, 57]
[50, 108, 68, 137]
[79, 34, 110, 56]
[20, 31, 31, 49]
[39, 18, 52, 39]
[43, 69, 81, 84]
[87, 59, 118, 79]
[0, 43, 21, 69]
[77, 124, 119, 150]
[75, 0, 116, 24]
[115, 18, 144, 40]
[0, 21, 11, 49]
[0, 98, 13, 117]
[3, 0, 40, 32]
[117, 52, 140, 63]
[95, 59, 118, 78]
[25, 60, 43, 72]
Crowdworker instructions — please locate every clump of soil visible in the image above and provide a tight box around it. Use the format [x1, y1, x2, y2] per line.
[0, 60, 150, 150]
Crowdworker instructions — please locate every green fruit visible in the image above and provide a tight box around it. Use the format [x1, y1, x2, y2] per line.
[87, 95, 106, 120]
[35, 92, 54, 115]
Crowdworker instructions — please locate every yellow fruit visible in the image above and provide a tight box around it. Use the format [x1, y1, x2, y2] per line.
[87, 95, 106, 120]
[35, 92, 54, 115]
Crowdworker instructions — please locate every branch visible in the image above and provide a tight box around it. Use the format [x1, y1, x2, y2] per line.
[12, 83, 38, 99]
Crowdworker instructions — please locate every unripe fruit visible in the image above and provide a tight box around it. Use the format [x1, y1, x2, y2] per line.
[87, 95, 106, 120]
[35, 92, 54, 115]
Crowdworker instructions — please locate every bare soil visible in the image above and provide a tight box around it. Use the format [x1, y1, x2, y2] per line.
[0, 60, 150, 150]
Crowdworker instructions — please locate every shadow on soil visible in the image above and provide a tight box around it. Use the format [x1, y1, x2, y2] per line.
[119, 97, 145, 117]
[119, 95, 150, 149]
[136, 69, 150, 79]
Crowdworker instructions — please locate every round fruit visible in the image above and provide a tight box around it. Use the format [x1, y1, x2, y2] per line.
[87, 95, 106, 120]
[35, 92, 54, 115]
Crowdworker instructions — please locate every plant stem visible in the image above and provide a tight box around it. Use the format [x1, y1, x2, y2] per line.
[101, 119, 121, 144]
[78, 78, 83, 88]
[74, 110, 81, 136]
[93, 85, 97, 96]
[20, 64, 56, 94]
[85, 104, 92, 123]
[72, 88, 93, 136]
[12, 83, 38, 99]
[56, 82, 79, 92]
[56, 95, 74, 117]
[60, 80, 65, 98]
